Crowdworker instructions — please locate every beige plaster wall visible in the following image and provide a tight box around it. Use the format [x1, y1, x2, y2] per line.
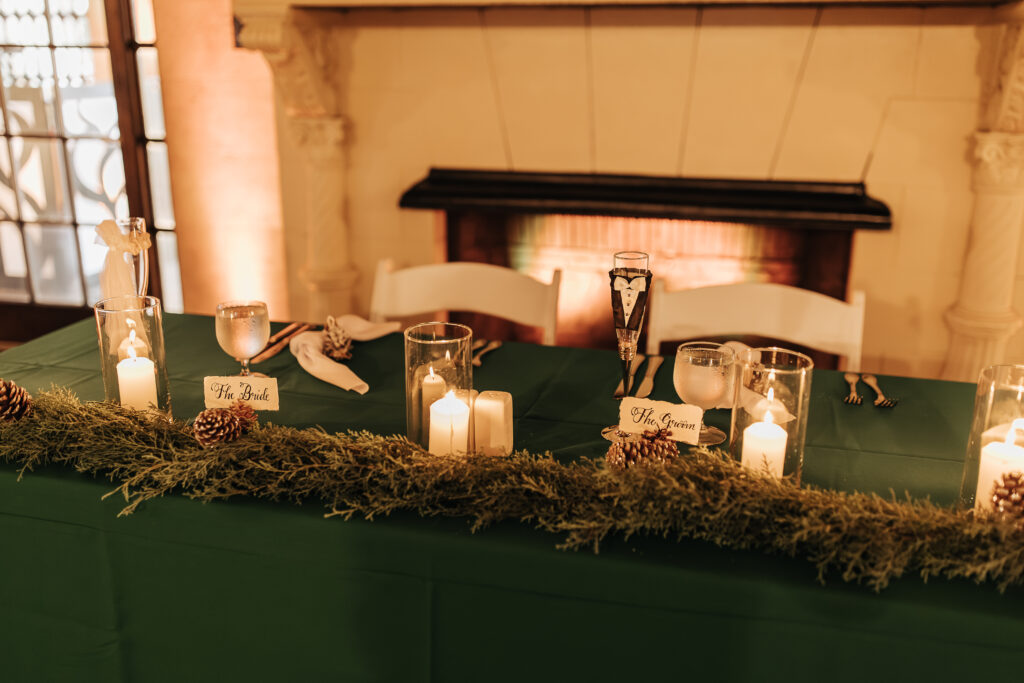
[153, 0, 289, 319]
[306, 5, 1005, 379]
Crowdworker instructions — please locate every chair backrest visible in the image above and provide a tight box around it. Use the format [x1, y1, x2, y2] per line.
[646, 281, 865, 371]
[369, 260, 562, 345]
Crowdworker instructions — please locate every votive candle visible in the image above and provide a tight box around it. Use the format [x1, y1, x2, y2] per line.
[429, 390, 470, 455]
[474, 390, 513, 456]
[421, 365, 446, 436]
[116, 347, 158, 411]
[975, 419, 1024, 513]
[741, 407, 787, 478]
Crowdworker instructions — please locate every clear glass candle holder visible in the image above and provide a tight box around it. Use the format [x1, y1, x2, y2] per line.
[94, 295, 171, 416]
[404, 322, 473, 449]
[729, 347, 813, 482]
[958, 364, 1024, 514]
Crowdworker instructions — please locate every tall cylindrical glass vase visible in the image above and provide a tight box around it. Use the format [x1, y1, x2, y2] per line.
[959, 364, 1024, 514]
[94, 295, 171, 416]
[729, 347, 813, 482]
[404, 322, 473, 451]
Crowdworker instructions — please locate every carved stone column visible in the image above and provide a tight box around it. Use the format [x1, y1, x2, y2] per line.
[234, 5, 355, 321]
[942, 26, 1024, 381]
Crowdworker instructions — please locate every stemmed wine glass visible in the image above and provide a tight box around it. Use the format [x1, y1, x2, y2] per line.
[215, 300, 270, 376]
[674, 341, 735, 446]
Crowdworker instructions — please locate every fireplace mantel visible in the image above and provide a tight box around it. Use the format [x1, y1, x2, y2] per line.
[235, 0, 1005, 12]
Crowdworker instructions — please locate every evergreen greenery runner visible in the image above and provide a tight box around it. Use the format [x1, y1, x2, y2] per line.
[2, 390, 1023, 592]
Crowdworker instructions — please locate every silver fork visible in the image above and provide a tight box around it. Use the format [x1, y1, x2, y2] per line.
[842, 372, 862, 405]
[861, 373, 898, 408]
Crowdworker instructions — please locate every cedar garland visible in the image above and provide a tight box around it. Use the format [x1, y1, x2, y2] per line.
[2, 389, 1023, 592]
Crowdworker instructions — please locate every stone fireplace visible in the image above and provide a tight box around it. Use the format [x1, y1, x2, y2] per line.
[232, 0, 1024, 380]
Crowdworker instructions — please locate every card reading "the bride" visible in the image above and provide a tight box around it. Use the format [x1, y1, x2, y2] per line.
[617, 397, 702, 444]
[204, 376, 280, 410]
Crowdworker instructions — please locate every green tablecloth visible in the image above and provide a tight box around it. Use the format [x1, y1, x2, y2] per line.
[0, 314, 1014, 682]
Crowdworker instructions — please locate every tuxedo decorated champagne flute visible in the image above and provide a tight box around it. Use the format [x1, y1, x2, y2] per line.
[610, 251, 652, 396]
[215, 300, 270, 376]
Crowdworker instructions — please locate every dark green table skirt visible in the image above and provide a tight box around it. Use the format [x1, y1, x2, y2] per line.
[0, 315, 1014, 682]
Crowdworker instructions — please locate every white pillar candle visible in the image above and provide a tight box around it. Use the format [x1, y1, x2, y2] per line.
[474, 390, 514, 456]
[429, 390, 470, 455]
[741, 408, 787, 478]
[421, 365, 447, 437]
[116, 347, 158, 411]
[975, 419, 1024, 513]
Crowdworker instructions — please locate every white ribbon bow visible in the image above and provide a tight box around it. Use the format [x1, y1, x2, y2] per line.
[95, 219, 151, 301]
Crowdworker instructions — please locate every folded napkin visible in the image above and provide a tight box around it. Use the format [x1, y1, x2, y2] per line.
[717, 341, 795, 423]
[289, 315, 399, 394]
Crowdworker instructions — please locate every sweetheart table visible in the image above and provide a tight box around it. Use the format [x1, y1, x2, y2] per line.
[0, 314, 1018, 682]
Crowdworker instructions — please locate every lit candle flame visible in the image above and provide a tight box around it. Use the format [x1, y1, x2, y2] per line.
[127, 343, 137, 360]
[445, 350, 451, 361]
[764, 409, 775, 426]
[428, 365, 436, 379]
[767, 387, 775, 402]
[1006, 418, 1024, 445]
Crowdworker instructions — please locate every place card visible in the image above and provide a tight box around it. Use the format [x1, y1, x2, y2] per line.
[204, 376, 280, 411]
[618, 397, 702, 444]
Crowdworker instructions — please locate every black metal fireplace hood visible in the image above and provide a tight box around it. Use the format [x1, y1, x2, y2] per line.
[399, 168, 891, 231]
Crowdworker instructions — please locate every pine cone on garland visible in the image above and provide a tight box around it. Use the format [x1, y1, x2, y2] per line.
[992, 471, 1024, 524]
[193, 408, 244, 448]
[0, 378, 32, 422]
[606, 428, 678, 468]
[322, 315, 353, 361]
[229, 400, 258, 430]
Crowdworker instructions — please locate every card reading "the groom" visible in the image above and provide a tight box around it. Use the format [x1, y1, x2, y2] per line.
[617, 397, 702, 444]
[204, 376, 280, 411]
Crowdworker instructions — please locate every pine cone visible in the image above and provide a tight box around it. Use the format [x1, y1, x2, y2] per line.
[992, 471, 1024, 522]
[193, 408, 244, 448]
[606, 428, 678, 468]
[0, 378, 32, 422]
[229, 400, 258, 431]
[322, 315, 353, 361]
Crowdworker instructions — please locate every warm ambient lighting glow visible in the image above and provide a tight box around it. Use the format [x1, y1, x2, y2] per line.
[152, 0, 287, 317]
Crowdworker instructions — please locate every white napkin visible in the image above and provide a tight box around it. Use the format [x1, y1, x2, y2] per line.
[289, 316, 399, 394]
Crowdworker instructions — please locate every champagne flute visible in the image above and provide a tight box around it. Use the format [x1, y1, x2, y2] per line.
[610, 251, 652, 395]
[215, 300, 270, 376]
[601, 251, 652, 439]
[674, 341, 735, 446]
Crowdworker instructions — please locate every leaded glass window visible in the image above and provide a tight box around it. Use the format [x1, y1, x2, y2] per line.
[0, 0, 182, 328]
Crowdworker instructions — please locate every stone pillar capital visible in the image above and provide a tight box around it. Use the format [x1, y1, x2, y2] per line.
[973, 132, 1024, 192]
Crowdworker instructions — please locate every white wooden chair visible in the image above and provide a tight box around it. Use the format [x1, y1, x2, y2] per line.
[645, 281, 865, 371]
[369, 259, 562, 345]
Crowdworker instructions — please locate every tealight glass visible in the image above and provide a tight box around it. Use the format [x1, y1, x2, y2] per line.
[729, 347, 812, 482]
[959, 364, 1024, 514]
[94, 295, 171, 416]
[404, 322, 473, 450]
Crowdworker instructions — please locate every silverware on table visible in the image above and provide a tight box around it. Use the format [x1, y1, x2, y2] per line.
[861, 373, 898, 408]
[842, 372, 863, 405]
[634, 355, 664, 399]
[251, 323, 313, 364]
[473, 340, 502, 366]
[614, 353, 646, 399]
[266, 321, 303, 347]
